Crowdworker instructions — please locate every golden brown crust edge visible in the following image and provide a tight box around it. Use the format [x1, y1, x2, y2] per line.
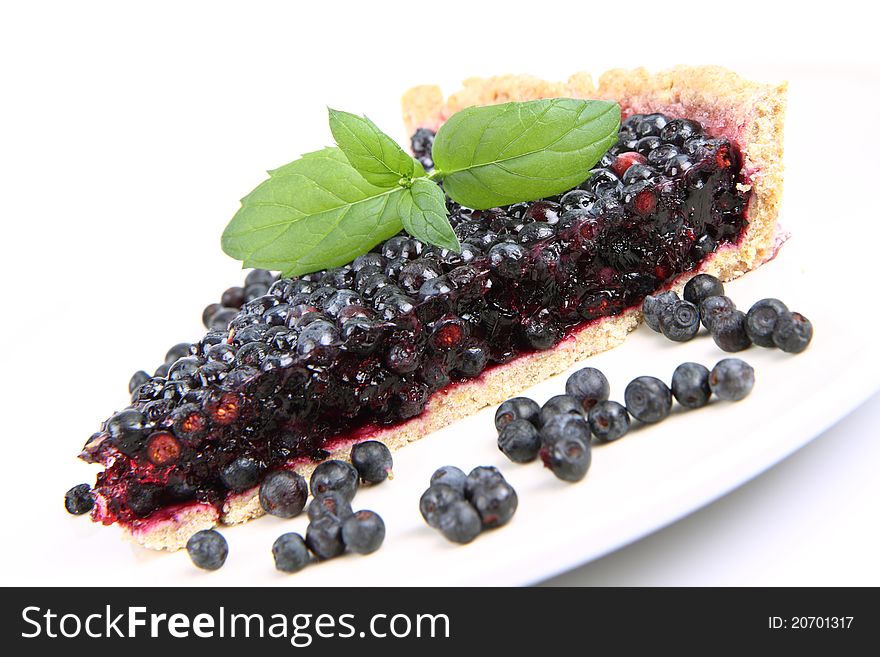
[127, 67, 787, 551]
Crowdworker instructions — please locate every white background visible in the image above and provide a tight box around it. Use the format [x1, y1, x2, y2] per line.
[1, 0, 878, 586]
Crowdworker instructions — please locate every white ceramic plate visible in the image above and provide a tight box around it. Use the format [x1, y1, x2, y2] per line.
[9, 68, 880, 587]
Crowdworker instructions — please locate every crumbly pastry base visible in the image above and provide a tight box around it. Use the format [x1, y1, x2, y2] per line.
[126, 66, 787, 550]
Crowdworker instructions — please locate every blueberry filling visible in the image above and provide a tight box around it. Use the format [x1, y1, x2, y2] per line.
[81, 113, 750, 525]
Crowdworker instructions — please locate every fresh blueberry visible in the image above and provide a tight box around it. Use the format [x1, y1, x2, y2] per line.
[746, 298, 789, 348]
[587, 401, 630, 443]
[64, 483, 94, 515]
[709, 358, 755, 401]
[309, 459, 359, 501]
[307, 491, 353, 522]
[699, 295, 736, 331]
[539, 394, 585, 426]
[165, 342, 193, 364]
[341, 510, 386, 554]
[186, 529, 228, 571]
[683, 274, 724, 306]
[671, 362, 712, 409]
[245, 269, 275, 288]
[464, 466, 506, 500]
[469, 480, 517, 528]
[660, 300, 701, 342]
[350, 441, 393, 484]
[494, 397, 541, 430]
[540, 434, 591, 482]
[624, 376, 672, 423]
[565, 367, 610, 411]
[436, 500, 483, 544]
[539, 412, 591, 447]
[711, 310, 752, 352]
[272, 533, 311, 573]
[429, 466, 467, 495]
[305, 515, 346, 560]
[128, 370, 150, 394]
[419, 484, 463, 528]
[772, 312, 813, 353]
[202, 303, 221, 328]
[259, 470, 308, 518]
[642, 290, 679, 332]
[498, 419, 541, 463]
[209, 307, 238, 331]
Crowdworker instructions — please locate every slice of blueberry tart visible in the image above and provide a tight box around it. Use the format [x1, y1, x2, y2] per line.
[80, 66, 786, 550]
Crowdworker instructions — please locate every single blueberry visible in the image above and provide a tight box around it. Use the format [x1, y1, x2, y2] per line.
[625, 376, 673, 423]
[540, 411, 591, 445]
[497, 419, 541, 463]
[245, 269, 275, 288]
[128, 370, 151, 394]
[350, 441, 393, 484]
[341, 510, 386, 555]
[272, 533, 311, 573]
[699, 295, 736, 331]
[202, 303, 221, 328]
[494, 397, 541, 431]
[683, 274, 724, 306]
[259, 470, 308, 518]
[565, 367, 610, 411]
[307, 491, 353, 522]
[539, 394, 585, 427]
[711, 310, 752, 352]
[429, 466, 467, 495]
[642, 290, 679, 332]
[64, 483, 95, 515]
[305, 514, 346, 560]
[186, 530, 228, 571]
[540, 435, 591, 482]
[772, 312, 813, 353]
[436, 500, 483, 544]
[587, 401, 631, 443]
[419, 484, 463, 528]
[464, 466, 506, 500]
[469, 480, 518, 529]
[309, 460, 359, 501]
[220, 456, 264, 492]
[709, 358, 755, 401]
[671, 362, 712, 409]
[746, 298, 789, 348]
[660, 300, 701, 342]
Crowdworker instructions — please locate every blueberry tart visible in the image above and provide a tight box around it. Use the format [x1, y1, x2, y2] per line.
[79, 66, 786, 549]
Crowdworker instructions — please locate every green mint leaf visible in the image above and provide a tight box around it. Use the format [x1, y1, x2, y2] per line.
[432, 98, 620, 210]
[221, 147, 405, 276]
[328, 108, 426, 187]
[398, 179, 460, 253]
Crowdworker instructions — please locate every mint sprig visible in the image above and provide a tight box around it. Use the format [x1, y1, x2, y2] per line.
[328, 108, 426, 187]
[222, 98, 621, 276]
[432, 98, 620, 210]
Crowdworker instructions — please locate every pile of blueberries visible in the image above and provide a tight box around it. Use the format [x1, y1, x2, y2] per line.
[494, 358, 755, 482]
[419, 466, 517, 544]
[67, 440, 394, 573]
[186, 440, 392, 572]
[644, 273, 813, 353]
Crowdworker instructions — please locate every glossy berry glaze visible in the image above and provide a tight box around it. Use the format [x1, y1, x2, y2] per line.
[82, 113, 749, 527]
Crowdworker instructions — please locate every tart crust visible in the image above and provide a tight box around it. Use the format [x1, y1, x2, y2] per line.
[125, 66, 787, 550]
